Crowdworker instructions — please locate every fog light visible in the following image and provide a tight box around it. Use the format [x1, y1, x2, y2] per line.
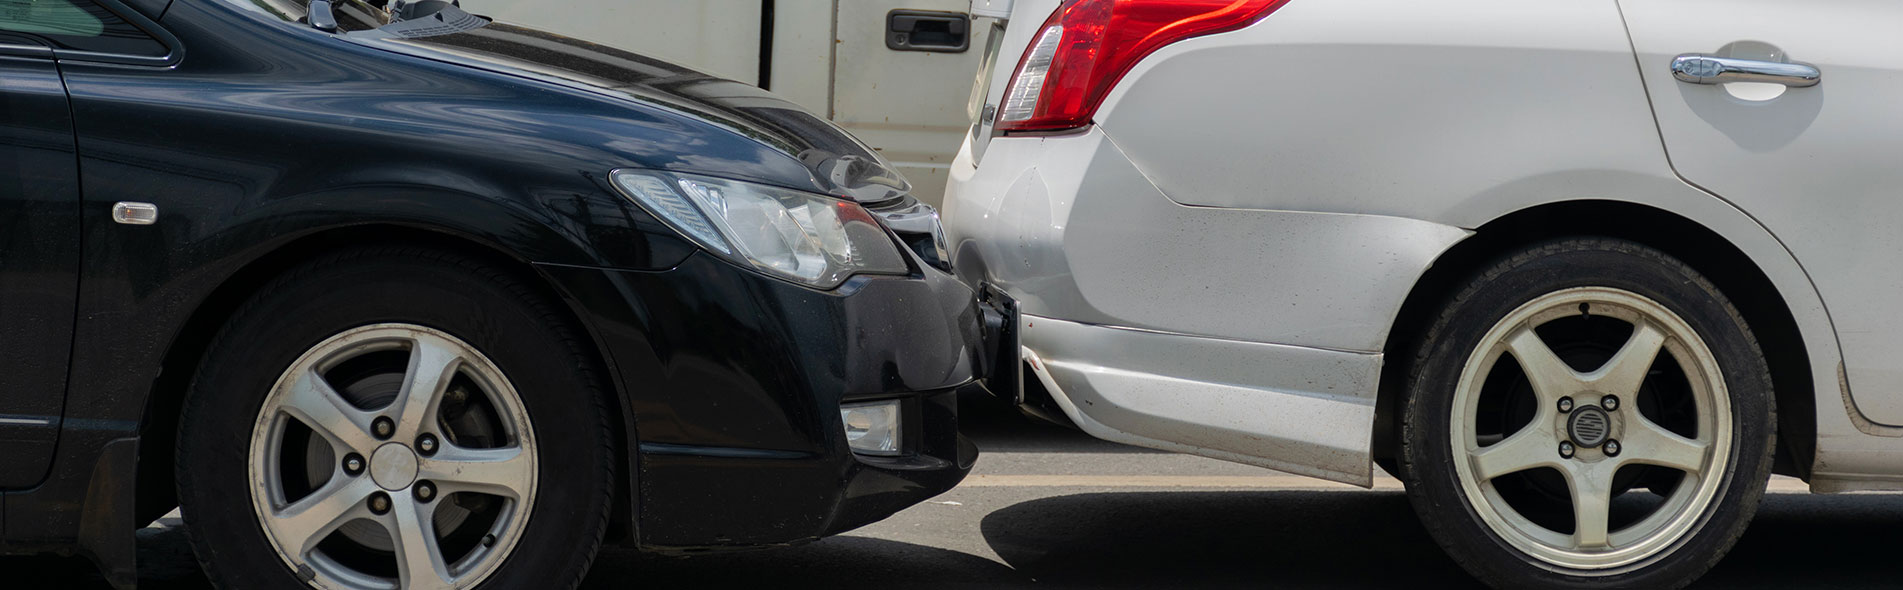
[841, 400, 902, 456]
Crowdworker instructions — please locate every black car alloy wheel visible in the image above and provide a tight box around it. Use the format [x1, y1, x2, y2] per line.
[177, 249, 617, 590]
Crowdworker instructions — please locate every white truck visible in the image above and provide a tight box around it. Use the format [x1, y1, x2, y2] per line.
[478, 0, 1012, 207]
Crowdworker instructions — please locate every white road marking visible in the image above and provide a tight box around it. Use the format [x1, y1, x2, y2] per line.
[964, 474, 1817, 494]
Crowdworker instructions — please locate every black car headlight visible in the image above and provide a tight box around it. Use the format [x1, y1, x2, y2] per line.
[612, 169, 910, 289]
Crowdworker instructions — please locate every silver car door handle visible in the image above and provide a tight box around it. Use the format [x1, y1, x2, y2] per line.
[1671, 54, 1820, 87]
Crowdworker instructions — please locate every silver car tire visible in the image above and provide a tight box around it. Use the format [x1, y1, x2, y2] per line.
[1399, 239, 1774, 590]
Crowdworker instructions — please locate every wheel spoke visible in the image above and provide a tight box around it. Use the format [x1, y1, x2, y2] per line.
[267, 476, 378, 558]
[1584, 321, 1667, 399]
[390, 333, 464, 442]
[388, 497, 456, 590]
[1470, 425, 1562, 481]
[1505, 327, 1583, 401]
[1565, 464, 1615, 550]
[420, 444, 534, 499]
[1621, 414, 1709, 475]
[281, 369, 379, 453]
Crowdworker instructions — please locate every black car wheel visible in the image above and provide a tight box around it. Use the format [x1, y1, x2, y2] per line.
[177, 248, 616, 589]
[1399, 238, 1774, 589]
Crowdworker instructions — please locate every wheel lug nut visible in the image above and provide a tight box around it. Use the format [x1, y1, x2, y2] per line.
[368, 492, 392, 515]
[1601, 395, 1620, 412]
[1558, 441, 1576, 459]
[373, 417, 396, 440]
[1605, 439, 1621, 457]
[1558, 397, 1574, 413]
[414, 480, 436, 503]
[417, 433, 438, 456]
[342, 453, 366, 476]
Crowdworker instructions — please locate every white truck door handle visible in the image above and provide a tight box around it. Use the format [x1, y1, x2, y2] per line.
[1672, 54, 1820, 87]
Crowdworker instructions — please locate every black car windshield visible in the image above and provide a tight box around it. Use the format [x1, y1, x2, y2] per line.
[238, 0, 486, 37]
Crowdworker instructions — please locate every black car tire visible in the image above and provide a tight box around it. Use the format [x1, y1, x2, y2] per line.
[176, 247, 617, 590]
[1399, 238, 1774, 589]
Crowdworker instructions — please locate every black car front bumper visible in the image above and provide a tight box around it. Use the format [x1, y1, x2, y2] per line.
[537, 250, 982, 549]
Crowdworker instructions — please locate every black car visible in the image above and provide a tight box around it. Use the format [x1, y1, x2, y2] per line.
[0, 0, 984, 587]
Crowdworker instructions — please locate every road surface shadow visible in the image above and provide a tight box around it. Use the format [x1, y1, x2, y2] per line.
[981, 490, 1469, 589]
[4, 523, 209, 590]
[584, 536, 1023, 588]
[5, 488, 1898, 588]
[1700, 492, 1903, 589]
[0, 519, 1024, 589]
[978, 490, 1903, 589]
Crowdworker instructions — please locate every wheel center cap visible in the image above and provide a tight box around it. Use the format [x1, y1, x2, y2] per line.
[370, 443, 419, 491]
[1568, 405, 1612, 448]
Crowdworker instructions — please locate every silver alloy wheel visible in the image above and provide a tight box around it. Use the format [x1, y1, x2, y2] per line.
[1451, 287, 1732, 571]
[248, 324, 539, 590]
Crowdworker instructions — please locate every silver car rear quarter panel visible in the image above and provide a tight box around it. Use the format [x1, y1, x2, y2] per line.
[945, 128, 1470, 352]
[943, 128, 1467, 486]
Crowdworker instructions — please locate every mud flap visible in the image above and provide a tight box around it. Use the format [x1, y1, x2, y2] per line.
[78, 437, 139, 590]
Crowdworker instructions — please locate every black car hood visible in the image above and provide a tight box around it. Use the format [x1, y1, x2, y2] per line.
[347, 17, 911, 203]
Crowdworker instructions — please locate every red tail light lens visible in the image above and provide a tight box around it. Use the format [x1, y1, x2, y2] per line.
[996, 0, 1292, 133]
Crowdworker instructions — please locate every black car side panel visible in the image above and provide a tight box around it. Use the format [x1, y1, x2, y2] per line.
[0, 45, 81, 489]
[1, 1, 701, 542]
[1, 0, 978, 557]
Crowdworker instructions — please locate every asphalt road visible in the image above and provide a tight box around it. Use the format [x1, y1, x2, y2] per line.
[9, 404, 1900, 589]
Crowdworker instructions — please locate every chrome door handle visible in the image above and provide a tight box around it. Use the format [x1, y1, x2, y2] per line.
[1672, 54, 1820, 87]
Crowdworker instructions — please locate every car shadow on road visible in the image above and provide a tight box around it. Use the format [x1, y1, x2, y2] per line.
[0, 517, 1027, 589]
[981, 490, 1472, 589]
[3, 523, 210, 590]
[5, 488, 1899, 589]
[1700, 492, 1903, 589]
[977, 490, 1903, 589]
[584, 536, 1023, 588]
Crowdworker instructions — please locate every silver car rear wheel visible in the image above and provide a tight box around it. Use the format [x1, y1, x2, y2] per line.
[1402, 240, 1773, 589]
[1450, 287, 1732, 570]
